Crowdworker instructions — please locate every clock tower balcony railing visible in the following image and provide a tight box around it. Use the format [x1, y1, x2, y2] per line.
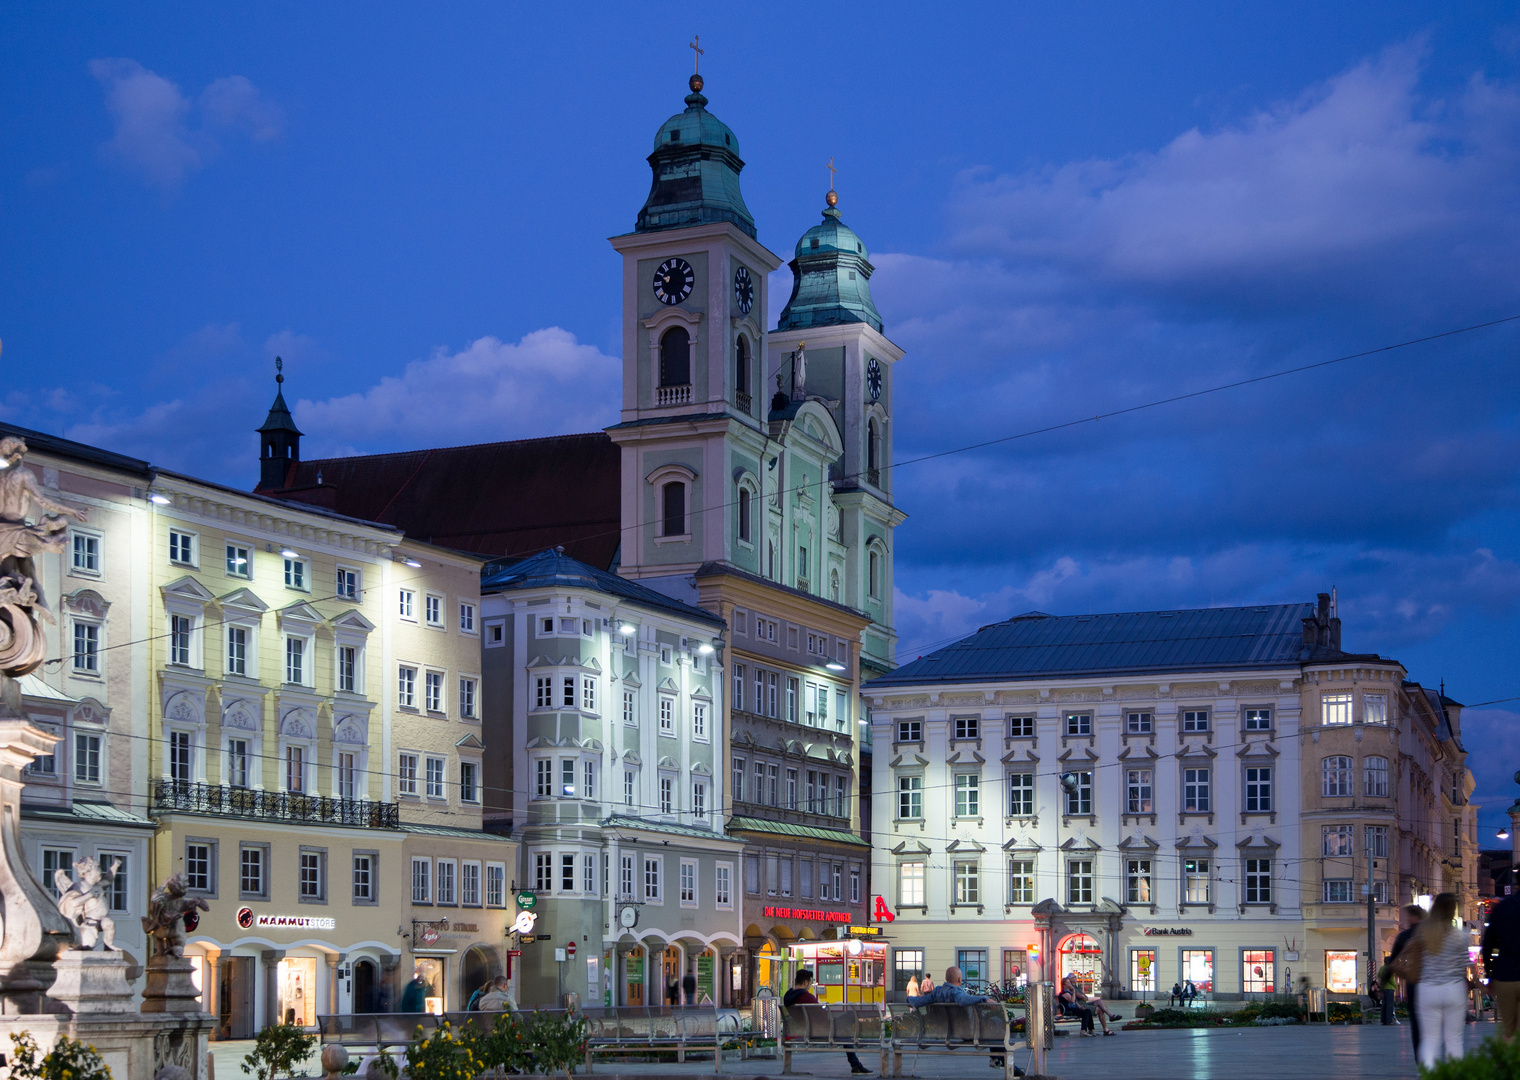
[151, 778, 401, 829]
[866, 467, 880, 487]
[657, 384, 692, 407]
[735, 389, 752, 415]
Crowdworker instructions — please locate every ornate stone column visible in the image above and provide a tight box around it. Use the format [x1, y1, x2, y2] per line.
[204, 952, 222, 1033]
[326, 952, 345, 1017]
[261, 950, 284, 1029]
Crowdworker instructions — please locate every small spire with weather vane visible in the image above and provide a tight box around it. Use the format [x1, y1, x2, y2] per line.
[275, 356, 284, 385]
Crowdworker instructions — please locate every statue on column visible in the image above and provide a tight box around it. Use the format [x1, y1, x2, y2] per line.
[54, 856, 123, 951]
[143, 873, 209, 960]
[0, 435, 88, 684]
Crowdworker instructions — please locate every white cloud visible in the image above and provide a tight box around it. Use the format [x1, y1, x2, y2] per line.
[296, 328, 620, 456]
[89, 59, 281, 190]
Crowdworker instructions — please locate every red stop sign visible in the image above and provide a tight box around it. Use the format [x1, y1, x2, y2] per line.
[567, 941, 577, 959]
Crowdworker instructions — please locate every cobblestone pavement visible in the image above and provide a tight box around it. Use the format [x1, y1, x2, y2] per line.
[208, 1020, 1505, 1080]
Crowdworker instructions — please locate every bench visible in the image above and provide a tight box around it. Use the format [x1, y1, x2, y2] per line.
[579, 1005, 732, 1073]
[779, 1002, 1021, 1079]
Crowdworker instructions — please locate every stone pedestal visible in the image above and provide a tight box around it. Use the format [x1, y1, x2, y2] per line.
[0, 1012, 216, 1080]
[141, 955, 202, 1014]
[48, 949, 137, 1014]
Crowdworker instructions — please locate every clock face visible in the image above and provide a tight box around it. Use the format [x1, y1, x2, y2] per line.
[866, 357, 883, 401]
[733, 266, 755, 314]
[653, 258, 695, 306]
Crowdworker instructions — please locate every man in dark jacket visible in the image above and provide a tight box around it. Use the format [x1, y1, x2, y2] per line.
[1482, 886, 1520, 1039]
[1387, 904, 1426, 1056]
[784, 970, 869, 1074]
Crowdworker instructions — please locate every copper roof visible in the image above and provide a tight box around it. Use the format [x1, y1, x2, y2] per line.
[263, 432, 621, 567]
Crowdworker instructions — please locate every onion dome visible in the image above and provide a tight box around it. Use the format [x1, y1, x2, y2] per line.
[776, 191, 882, 332]
[635, 75, 756, 239]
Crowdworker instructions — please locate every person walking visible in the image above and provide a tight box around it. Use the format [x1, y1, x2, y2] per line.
[919, 972, 934, 996]
[786, 969, 870, 1075]
[400, 974, 428, 1013]
[1415, 893, 1472, 1070]
[682, 972, 698, 1006]
[1481, 884, 1520, 1039]
[1384, 903, 1426, 1055]
[904, 972, 920, 999]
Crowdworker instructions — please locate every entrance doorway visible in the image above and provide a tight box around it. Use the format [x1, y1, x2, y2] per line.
[462, 947, 493, 1007]
[278, 957, 318, 1027]
[1058, 933, 1103, 993]
[661, 946, 681, 1006]
[624, 947, 645, 1006]
[220, 956, 255, 1039]
[353, 959, 377, 1014]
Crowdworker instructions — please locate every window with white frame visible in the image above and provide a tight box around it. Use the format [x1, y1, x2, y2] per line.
[285, 745, 306, 792]
[1321, 692, 1352, 726]
[954, 773, 980, 817]
[227, 625, 250, 677]
[337, 751, 357, 799]
[1244, 707, 1272, 731]
[168, 530, 195, 566]
[398, 665, 416, 708]
[485, 619, 505, 647]
[1127, 859, 1153, 904]
[562, 676, 575, 707]
[459, 602, 475, 633]
[239, 844, 268, 898]
[1363, 693, 1388, 724]
[353, 853, 375, 903]
[899, 860, 925, 906]
[425, 670, 443, 712]
[1364, 756, 1390, 797]
[1183, 767, 1211, 811]
[436, 859, 456, 905]
[1067, 859, 1094, 904]
[583, 759, 596, 800]
[1127, 769, 1154, 813]
[534, 676, 552, 709]
[1065, 712, 1091, 736]
[42, 848, 75, 900]
[786, 768, 798, 809]
[186, 841, 213, 893]
[169, 613, 193, 666]
[680, 859, 697, 905]
[716, 863, 733, 908]
[897, 719, 922, 743]
[1181, 709, 1209, 732]
[72, 621, 100, 673]
[1322, 824, 1353, 857]
[644, 857, 661, 902]
[1008, 772, 1034, 816]
[692, 780, 706, 817]
[622, 690, 636, 725]
[561, 758, 575, 797]
[659, 696, 674, 734]
[284, 636, 306, 685]
[897, 774, 922, 819]
[425, 594, 442, 626]
[834, 775, 847, 818]
[1322, 755, 1353, 797]
[411, 857, 431, 903]
[168, 729, 193, 783]
[1244, 858, 1271, 903]
[398, 753, 419, 796]
[692, 701, 707, 739]
[486, 863, 505, 907]
[1244, 767, 1272, 811]
[583, 854, 595, 894]
[460, 761, 479, 803]
[424, 756, 446, 799]
[398, 589, 414, 620]
[620, 854, 635, 899]
[660, 775, 673, 813]
[623, 769, 635, 807]
[953, 715, 980, 739]
[1007, 858, 1035, 904]
[1007, 715, 1035, 737]
[581, 677, 596, 712]
[1322, 878, 1353, 903]
[1183, 858, 1210, 904]
[298, 849, 325, 901]
[75, 732, 102, 783]
[1126, 711, 1153, 734]
[954, 861, 980, 905]
[337, 645, 357, 693]
[1366, 824, 1389, 858]
[1066, 771, 1093, 815]
[732, 757, 744, 802]
[284, 558, 306, 590]
[533, 853, 552, 892]
[336, 567, 359, 600]
[71, 530, 102, 576]
[227, 738, 250, 787]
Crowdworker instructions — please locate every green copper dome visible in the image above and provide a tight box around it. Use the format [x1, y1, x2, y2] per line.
[776, 196, 882, 333]
[636, 76, 756, 239]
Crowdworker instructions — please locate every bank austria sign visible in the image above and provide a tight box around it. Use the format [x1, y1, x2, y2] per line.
[1142, 927, 1194, 936]
[236, 906, 336, 931]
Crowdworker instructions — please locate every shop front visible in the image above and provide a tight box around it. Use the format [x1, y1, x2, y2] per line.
[784, 939, 886, 1004]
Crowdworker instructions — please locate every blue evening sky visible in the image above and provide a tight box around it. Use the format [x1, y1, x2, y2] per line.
[3, 3, 1519, 831]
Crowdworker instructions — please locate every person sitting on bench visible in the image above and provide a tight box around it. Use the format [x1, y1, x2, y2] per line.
[785, 968, 870, 1075]
[1061, 975, 1115, 1035]
[1056, 981, 1096, 1036]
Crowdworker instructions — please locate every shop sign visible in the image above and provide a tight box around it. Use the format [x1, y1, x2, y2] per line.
[448, 923, 480, 934]
[847, 925, 882, 936]
[762, 906, 852, 924]
[512, 910, 538, 935]
[1143, 927, 1193, 936]
[419, 924, 440, 945]
[872, 897, 896, 923]
[236, 907, 336, 931]
[517, 891, 538, 909]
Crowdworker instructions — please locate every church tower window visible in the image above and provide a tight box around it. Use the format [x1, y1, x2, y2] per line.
[736, 337, 752, 414]
[869, 550, 882, 600]
[867, 418, 882, 484]
[662, 482, 686, 537]
[737, 484, 752, 543]
[660, 327, 691, 388]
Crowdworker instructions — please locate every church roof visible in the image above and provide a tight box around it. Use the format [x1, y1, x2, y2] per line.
[482, 547, 725, 628]
[265, 432, 621, 567]
[867, 602, 1377, 688]
[635, 77, 756, 239]
[257, 387, 303, 436]
[776, 196, 882, 333]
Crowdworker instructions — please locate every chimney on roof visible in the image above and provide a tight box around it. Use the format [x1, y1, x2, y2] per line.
[1303, 592, 1341, 651]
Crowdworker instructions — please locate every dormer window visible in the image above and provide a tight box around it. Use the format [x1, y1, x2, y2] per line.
[670, 129, 680, 141]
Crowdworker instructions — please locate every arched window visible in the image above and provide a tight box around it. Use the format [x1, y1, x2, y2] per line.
[1321, 755, 1352, 797]
[867, 418, 880, 470]
[767, 541, 776, 580]
[1364, 756, 1389, 797]
[868, 550, 882, 600]
[660, 327, 691, 387]
[662, 481, 686, 537]
[829, 569, 840, 602]
[736, 337, 751, 410]
[737, 483, 752, 543]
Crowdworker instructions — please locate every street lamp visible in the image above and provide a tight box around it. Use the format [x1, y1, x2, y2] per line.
[1499, 829, 1511, 841]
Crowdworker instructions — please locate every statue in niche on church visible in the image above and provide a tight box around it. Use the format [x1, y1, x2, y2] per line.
[143, 873, 209, 959]
[0, 436, 88, 681]
[55, 855, 123, 951]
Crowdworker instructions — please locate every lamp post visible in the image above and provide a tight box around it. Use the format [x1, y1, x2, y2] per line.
[1056, 772, 1080, 987]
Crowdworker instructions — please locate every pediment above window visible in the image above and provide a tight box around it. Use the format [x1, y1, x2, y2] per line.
[331, 609, 375, 633]
[75, 698, 111, 726]
[64, 588, 112, 618]
[1057, 746, 1100, 764]
[160, 576, 215, 605]
[891, 839, 931, 855]
[1175, 743, 1218, 761]
[162, 689, 206, 727]
[1236, 741, 1279, 760]
[691, 761, 712, 776]
[334, 715, 368, 745]
[645, 462, 698, 487]
[1117, 834, 1160, 852]
[277, 601, 324, 627]
[1118, 744, 1159, 761]
[946, 838, 984, 853]
[1235, 834, 1280, 851]
[454, 733, 485, 751]
[222, 698, 261, 731]
[622, 751, 642, 766]
[621, 671, 643, 689]
[218, 587, 269, 615]
[658, 677, 680, 693]
[658, 755, 679, 770]
[946, 750, 985, 766]
[690, 686, 712, 702]
[279, 707, 317, 741]
[1059, 835, 1102, 851]
[1001, 748, 1040, 765]
[1175, 834, 1218, 850]
[1002, 836, 1042, 852]
[889, 753, 930, 768]
[577, 738, 604, 752]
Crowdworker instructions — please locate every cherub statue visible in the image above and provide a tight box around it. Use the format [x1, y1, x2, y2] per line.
[55, 855, 122, 950]
[142, 872, 209, 959]
[0, 436, 87, 678]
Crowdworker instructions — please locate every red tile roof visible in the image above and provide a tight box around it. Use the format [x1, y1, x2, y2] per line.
[261, 433, 621, 567]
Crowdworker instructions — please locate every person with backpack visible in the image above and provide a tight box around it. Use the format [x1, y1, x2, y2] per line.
[785, 969, 869, 1075]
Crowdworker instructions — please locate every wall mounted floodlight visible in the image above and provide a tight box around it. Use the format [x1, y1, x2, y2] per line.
[1059, 772, 1080, 795]
[699, 642, 715, 654]
[404, 558, 422, 568]
[825, 660, 847, 672]
[280, 548, 300, 559]
[619, 623, 637, 636]
[149, 491, 172, 505]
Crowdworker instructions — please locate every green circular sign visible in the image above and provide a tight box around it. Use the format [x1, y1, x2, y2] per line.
[517, 891, 538, 909]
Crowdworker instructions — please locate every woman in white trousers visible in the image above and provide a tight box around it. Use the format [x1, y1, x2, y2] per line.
[1414, 893, 1472, 1070]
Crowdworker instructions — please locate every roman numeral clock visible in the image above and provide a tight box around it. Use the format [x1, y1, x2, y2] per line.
[653, 258, 695, 305]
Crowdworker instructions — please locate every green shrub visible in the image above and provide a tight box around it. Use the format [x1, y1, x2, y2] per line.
[399, 1021, 481, 1080]
[9, 1033, 112, 1080]
[521, 1010, 588, 1079]
[479, 1011, 532, 1075]
[1420, 1034, 1520, 1079]
[242, 1024, 319, 1080]
[1257, 1001, 1302, 1020]
[1327, 1002, 1361, 1024]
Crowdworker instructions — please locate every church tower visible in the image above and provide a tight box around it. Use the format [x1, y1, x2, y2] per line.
[769, 189, 905, 679]
[256, 359, 302, 491]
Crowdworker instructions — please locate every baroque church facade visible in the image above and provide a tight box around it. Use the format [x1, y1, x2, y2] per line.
[256, 68, 907, 1005]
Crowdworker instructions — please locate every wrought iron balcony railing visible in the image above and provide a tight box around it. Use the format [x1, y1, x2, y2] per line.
[735, 390, 753, 415]
[151, 780, 401, 829]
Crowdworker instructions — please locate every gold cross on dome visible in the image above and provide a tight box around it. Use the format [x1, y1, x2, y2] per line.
[827, 157, 837, 190]
[690, 35, 704, 73]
